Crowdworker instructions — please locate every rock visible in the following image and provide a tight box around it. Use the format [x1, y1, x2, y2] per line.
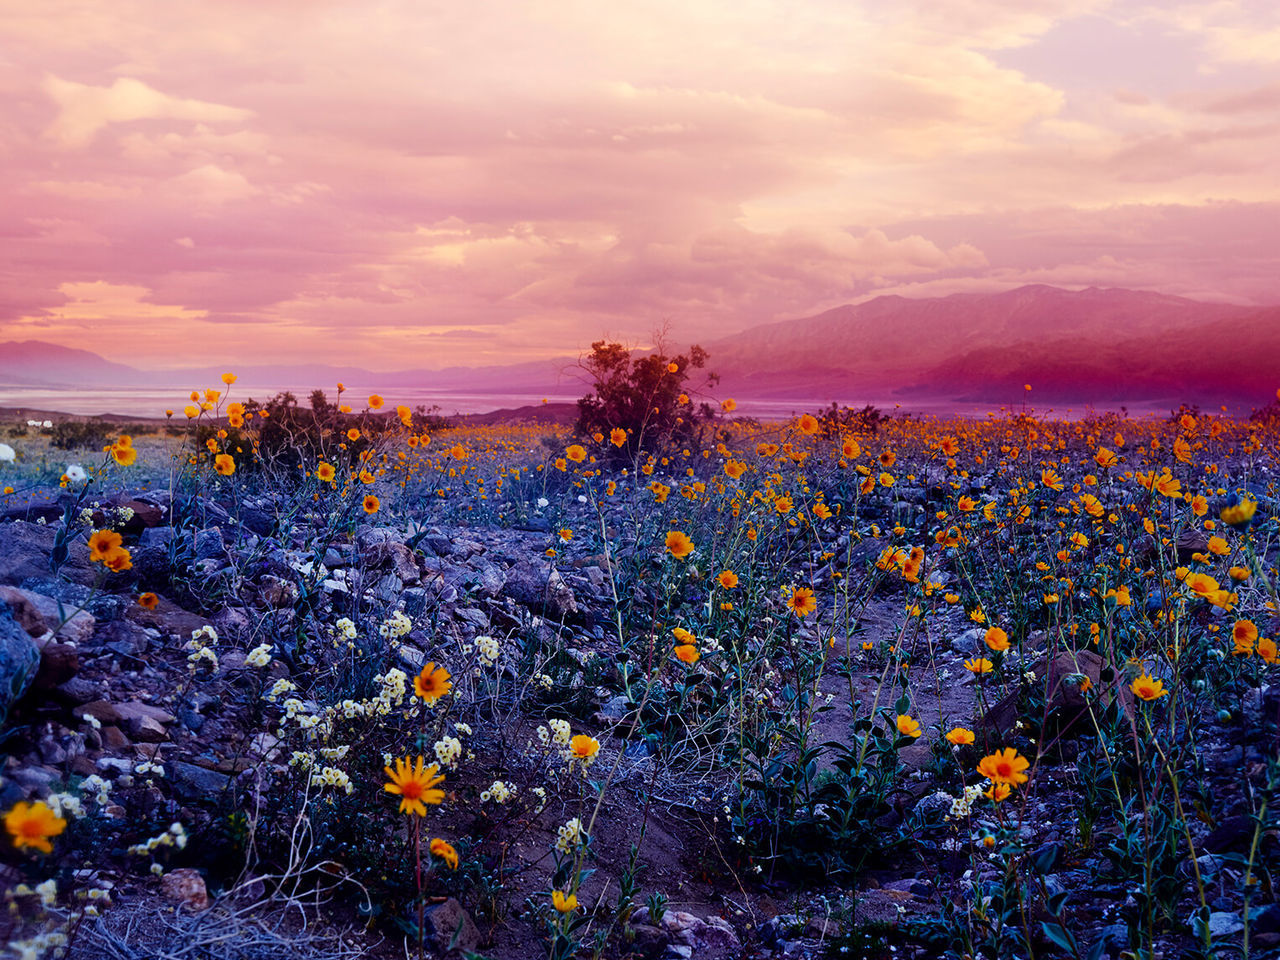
[628, 922, 668, 955]
[126, 714, 168, 742]
[0, 586, 47, 636]
[503, 561, 578, 618]
[1208, 912, 1244, 939]
[94, 619, 152, 659]
[0, 522, 92, 585]
[363, 540, 421, 584]
[212, 607, 253, 643]
[31, 640, 79, 691]
[170, 760, 233, 797]
[0, 599, 41, 721]
[160, 868, 209, 911]
[422, 897, 480, 954]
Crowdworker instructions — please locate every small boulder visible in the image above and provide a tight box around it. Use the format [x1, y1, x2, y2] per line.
[160, 868, 209, 911]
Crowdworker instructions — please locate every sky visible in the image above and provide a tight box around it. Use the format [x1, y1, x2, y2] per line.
[2, 0, 1280, 369]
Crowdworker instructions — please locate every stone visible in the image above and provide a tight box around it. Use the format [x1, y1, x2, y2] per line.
[160, 868, 209, 911]
[422, 897, 480, 954]
[0, 522, 92, 586]
[31, 640, 79, 691]
[0, 599, 40, 721]
[503, 561, 578, 618]
[0, 586, 47, 637]
[1208, 912, 1244, 939]
[170, 760, 233, 796]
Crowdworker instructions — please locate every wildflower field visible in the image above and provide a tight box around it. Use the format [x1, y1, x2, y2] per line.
[1, 379, 1278, 960]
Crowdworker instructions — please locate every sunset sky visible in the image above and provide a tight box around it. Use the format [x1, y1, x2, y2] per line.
[2, 0, 1279, 369]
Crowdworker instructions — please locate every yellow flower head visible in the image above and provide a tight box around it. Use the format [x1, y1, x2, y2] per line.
[383, 755, 446, 816]
[5, 801, 66, 854]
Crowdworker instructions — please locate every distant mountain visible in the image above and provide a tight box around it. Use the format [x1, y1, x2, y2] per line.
[703, 284, 1271, 405]
[4, 285, 1277, 411]
[0, 340, 142, 387]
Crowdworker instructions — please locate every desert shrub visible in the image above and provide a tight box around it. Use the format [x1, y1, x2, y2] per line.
[573, 339, 720, 458]
[49, 419, 115, 450]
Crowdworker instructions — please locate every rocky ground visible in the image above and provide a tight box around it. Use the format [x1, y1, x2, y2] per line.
[2, 459, 1279, 959]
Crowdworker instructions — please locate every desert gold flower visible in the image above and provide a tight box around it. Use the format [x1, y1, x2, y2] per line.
[984, 627, 1010, 652]
[5, 801, 66, 854]
[362, 494, 380, 514]
[565, 444, 587, 463]
[214, 453, 235, 475]
[383, 756, 445, 816]
[977, 748, 1030, 786]
[674, 643, 700, 664]
[945, 727, 975, 746]
[786, 586, 817, 617]
[430, 837, 459, 869]
[414, 662, 453, 705]
[569, 735, 600, 763]
[665, 530, 694, 558]
[717, 570, 738, 589]
[896, 714, 922, 738]
[1130, 673, 1168, 701]
[552, 890, 578, 913]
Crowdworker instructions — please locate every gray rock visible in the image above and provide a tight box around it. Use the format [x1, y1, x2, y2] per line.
[1208, 912, 1244, 939]
[422, 897, 480, 954]
[503, 561, 577, 618]
[170, 760, 233, 796]
[0, 599, 41, 723]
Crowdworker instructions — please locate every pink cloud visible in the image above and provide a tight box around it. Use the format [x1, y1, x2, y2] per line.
[0, 0, 1277, 369]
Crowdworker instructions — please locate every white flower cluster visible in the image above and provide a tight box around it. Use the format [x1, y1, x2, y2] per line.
[949, 784, 986, 820]
[245, 643, 274, 668]
[45, 792, 83, 819]
[538, 719, 572, 748]
[80, 774, 112, 806]
[475, 635, 501, 665]
[480, 780, 517, 804]
[12, 879, 59, 907]
[128, 822, 187, 856]
[265, 678, 296, 701]
[309, 766, 354, 794]
[335, 617, 358, 640]
[434, 736, 462, 768]
[186, 626, 220, 672]
[134, 760, 165, 778]
[556, 817, 585, 854]
[379, 611, 413, 639]
[534, 672, 553, 690]
[371, 668, 409, 714]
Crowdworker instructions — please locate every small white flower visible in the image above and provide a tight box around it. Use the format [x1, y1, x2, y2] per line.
[537, 497, 549, 509]
[65, 464, 87, 482]
[245, 644, 274, 668]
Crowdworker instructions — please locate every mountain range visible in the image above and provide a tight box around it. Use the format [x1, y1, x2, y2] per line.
[3, 285, 1277, 411]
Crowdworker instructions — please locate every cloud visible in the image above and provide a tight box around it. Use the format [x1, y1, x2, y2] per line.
[42, 75, 252, 147]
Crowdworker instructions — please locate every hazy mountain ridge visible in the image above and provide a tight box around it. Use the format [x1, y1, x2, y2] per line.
[3, 285, 1276, 407]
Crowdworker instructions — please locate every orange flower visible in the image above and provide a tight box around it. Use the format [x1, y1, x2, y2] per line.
[4, 800, 66, 854]
[797, 414, 819, 436]
[221, 372, 237, 385]
[565, 444, 587, 463]
[1130, 673, 1168, 701]
[724, 460, 747, 480]
[841, 437, 861, 459]
[720, 398, 736, 412]
[1041, 469, 1064, 492]
[569, 734, 600, 763]
[977, 748, 1030, 786]
[610, 428, 627, 448]
[430, 838, 459, 869]
[214, 453, 236, 475]
[316, 461, 336, 483]
[786, 586, 817, 617]
[674, 643, 700, 664]
[138, 592, 159, 610]
[896, 714, 921, 738]
[964, 657, 993, 674]
[717, 570, 739, 589]
[103, 549, 132, 573]
[1094, 447, 1118, 468]
[87, 529, 124, 563]
[945, 727, 975, 746]
[368, 394, 385, 410]
[984, 627, 1010, 652]
[111, 441, 137, 467]
[414, 662, 453, 704]
[665, 530, 694, 559]
[363, 494, 380, 514]
[383, 755, 445, 816]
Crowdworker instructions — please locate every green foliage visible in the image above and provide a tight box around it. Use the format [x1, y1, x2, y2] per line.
[574, 339, 719, 457]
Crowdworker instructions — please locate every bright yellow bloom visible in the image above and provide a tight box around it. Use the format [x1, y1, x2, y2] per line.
[896, 714, 921, 738]
[717, 570, 738, 589]
[977, 748, 1030, 786]
[214, 453, 236, 475]
[565, 444, 587, 463]
[945, 727, 975, 746]
[786, 586, 817, 617]
[1130, 673, 1168, 701]
[964, 658, 993, 674]
[5, 801, 67, 853]
[383, 756, 445, 816]
[665, 530, 694, 559]
[552, 890, 579, 913]
[569, 735, 600, 762]
[674, 643, 700, 664]
[414, 662, 453, 704]
[430, 838, 459, 869]
[984, 627, 1010, 652]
